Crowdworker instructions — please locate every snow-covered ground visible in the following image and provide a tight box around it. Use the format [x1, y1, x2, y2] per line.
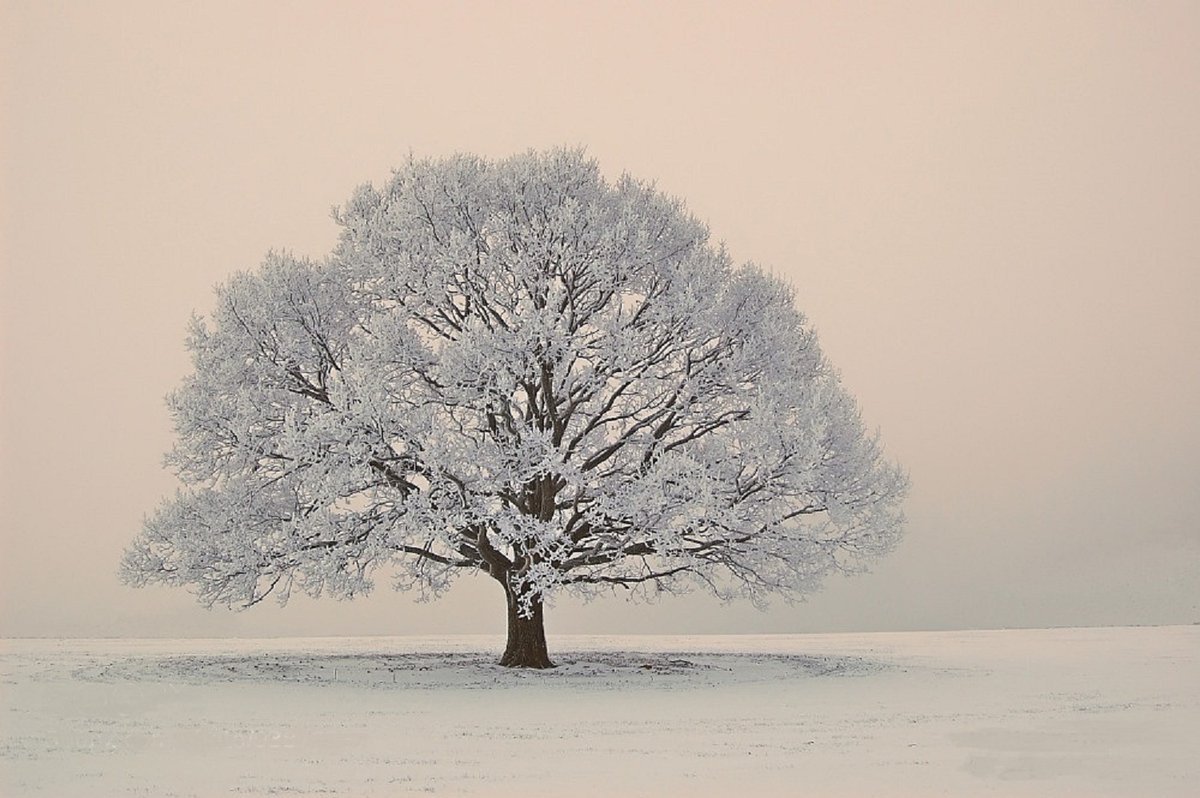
[2, 626, 1196, 796]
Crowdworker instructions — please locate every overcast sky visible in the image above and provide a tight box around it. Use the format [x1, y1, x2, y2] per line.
[2, 1, 1197, 639]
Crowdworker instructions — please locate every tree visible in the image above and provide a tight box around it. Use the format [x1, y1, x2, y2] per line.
[122, 149, 907, 668]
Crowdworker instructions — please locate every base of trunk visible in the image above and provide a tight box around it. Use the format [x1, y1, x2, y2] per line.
[499, 585, 554, 669]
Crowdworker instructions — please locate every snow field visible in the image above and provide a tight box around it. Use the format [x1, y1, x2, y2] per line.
[2, 626, 1196, 796]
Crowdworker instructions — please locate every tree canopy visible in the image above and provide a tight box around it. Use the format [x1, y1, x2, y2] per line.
[122, 149, 906, 666]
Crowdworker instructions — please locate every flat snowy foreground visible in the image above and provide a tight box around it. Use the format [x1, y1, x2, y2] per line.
[1, 627, 1196, 797]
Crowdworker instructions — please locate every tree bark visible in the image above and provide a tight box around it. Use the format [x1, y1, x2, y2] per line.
[498, 579, 554, 668]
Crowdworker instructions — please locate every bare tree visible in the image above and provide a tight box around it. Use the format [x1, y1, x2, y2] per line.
[122, 150, 907, 667]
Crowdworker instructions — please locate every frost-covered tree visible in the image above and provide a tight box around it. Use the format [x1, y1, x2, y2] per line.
[122, 150, 906, 668]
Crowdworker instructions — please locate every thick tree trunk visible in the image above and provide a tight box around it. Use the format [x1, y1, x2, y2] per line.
[499, 581, 554, 668]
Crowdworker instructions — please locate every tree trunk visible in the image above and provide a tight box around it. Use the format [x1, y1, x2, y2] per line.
[499, 581, 554, 668]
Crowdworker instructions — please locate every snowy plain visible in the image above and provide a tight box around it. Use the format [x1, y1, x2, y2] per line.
[1, 626, 1196, 797]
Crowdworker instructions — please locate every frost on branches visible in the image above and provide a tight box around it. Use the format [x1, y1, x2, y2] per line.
[122, 150, 907, 667]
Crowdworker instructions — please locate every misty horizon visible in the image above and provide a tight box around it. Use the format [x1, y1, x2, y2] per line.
[2, 1, 1198, 640]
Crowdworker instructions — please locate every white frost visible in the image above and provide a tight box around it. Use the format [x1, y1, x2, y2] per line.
[121, 149, 907, 621]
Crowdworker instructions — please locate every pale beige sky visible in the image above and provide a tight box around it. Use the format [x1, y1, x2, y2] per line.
[2, 0, 1198, 637]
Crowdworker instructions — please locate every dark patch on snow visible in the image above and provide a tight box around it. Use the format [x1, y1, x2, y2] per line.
[70, 649, 888, 691]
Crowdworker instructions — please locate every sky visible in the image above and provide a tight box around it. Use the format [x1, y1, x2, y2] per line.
[2, 0, 1198, 639]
